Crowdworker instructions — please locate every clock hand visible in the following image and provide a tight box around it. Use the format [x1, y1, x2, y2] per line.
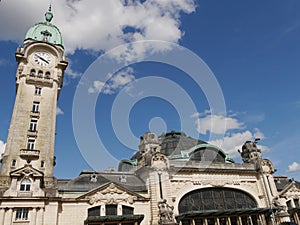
[35, 54, 49, 64]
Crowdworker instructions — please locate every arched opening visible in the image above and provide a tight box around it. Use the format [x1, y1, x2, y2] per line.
[178, 188, 273, 225]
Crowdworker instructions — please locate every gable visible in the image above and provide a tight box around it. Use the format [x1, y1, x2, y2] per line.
[10, 164, 44, 178]
[77, 182, 147, 205]
[280, 182, 300, 197]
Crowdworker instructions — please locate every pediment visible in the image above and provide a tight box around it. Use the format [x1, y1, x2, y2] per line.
[77, 182, 147, 205]
[10, 164, 44, 178]
[280, 182, 300, 197]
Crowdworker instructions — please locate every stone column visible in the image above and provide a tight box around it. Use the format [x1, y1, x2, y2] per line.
[0, 209, 5, 225]
[4, 208, 13, 225]
[30, 208, 37, 225]
[36, 207, 44, 225]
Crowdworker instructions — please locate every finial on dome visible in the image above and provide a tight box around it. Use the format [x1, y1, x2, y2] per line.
[45, 4, 53, 22]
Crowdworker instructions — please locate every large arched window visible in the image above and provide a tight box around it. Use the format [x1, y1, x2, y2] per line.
[179, 188, 257, 214]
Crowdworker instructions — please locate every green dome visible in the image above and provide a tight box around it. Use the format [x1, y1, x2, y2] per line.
[24, 6, 64, 47]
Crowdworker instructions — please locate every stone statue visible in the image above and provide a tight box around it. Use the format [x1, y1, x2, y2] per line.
[240, 141, 262, 163]
[158, 199, 177, 225]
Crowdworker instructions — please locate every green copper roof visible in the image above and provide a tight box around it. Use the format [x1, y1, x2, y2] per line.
[24, 6, 64, 46]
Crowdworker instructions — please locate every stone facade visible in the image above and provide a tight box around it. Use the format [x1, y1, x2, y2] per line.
[0, 7, 300, 225]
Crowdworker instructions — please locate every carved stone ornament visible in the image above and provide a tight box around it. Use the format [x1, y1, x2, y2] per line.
[87, 183, 137, 205]
[261, 159, 275, 174]
[151, 153, 169, 171]
[158, 199, 177, 225]
[10, 164, 43, 178]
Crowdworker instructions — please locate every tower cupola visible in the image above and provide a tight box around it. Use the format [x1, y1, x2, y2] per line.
[24, 6, 64, 46]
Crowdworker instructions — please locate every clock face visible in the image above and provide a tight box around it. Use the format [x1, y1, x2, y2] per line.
[33, 51, 52, 67]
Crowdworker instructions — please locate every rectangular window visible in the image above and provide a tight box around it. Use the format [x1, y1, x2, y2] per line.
[294, 199, 299, 208]
[287, 200, 292, 209]
[15, 208, 29, 220]
[29, 119, 38, 131]
[35, 87, 42, 95]
[122, 206, 133, 215]
[27, 139, 35, 150]
[106, 205, 117, 216]
[32, 102, 40, 112]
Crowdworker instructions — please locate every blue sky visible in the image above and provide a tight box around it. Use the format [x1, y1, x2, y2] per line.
[0, 0, 299, 180]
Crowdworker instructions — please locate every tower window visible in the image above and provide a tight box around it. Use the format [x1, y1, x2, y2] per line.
[35, 87, 42, 95]
[20, 179, 31, 191]
[11, 160, 16, 167]
[41, 161, 45, 168]
[15, 208, 29, 220]
[29, 119, 38, 132]
[45, 71, 51, 79]
[27, 139, 35, 150]
[32, 102, 40, 112]
[38, 71, 43, 78]
[30, 69, 36, 76]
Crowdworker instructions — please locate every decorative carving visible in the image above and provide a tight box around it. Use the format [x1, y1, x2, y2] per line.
[87, 183, 137, 205]
[158, 199, 177, 225]
[272, 197, 287, 212]
[10, 164, 43, 178]
[152, 153, 169, 171]
[261, 159, 275, 174]
[239, 141, 261, 163]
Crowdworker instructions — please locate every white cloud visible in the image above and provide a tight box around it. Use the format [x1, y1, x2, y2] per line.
[0, 0, 196, 60]
[192, 110, 268, 158]
[56, 106, 64, 115]
[65, 58, 81, 78]
[195, 114, 244, 135]
[209, 129, 269, 158]
[287, 162, 300, 172]
[0, 140, 6, 156]
[88, 67, 135, 94]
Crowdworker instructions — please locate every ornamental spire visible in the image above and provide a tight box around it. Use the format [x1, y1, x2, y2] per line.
[45, 4, 53, 23]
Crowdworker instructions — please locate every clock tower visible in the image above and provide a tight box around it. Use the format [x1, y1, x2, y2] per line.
[0, 6, 68, 196]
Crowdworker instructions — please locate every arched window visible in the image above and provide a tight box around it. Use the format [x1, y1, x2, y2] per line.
[30, 69, 36, 76]
[38, 71, 43, 78]
[20, 179, 31, 191]
[45, 71, 50, 79]
[179, 188, 257, 214]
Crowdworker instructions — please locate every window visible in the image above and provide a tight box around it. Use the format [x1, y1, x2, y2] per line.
[106, 205, 117, 215]
[20, 179, 31, 191]
[287, 200, 292, 209]
[32, 102, 40, 112]
[88, 206, 100, 217]
[45, 71, 50, 79]
[35, 87, 41, 95]
[27, 139, 35, 150]
[294, 199, 299, 208]
[15, 208, 29, 220]
[179, 188, 257, 214]
[38, 71, 43, 77]
[41, 161, 45, 168]
[11, 160, 16, 167]
[29, 119, 37, 131]
[30, 69, 36, 76]
[122, 206, 134, 215]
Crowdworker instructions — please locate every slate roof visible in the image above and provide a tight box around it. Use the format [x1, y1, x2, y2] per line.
[274, 176, 300, 192]
[159, 131, 207, 156]
[57, 170, 147, 193]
